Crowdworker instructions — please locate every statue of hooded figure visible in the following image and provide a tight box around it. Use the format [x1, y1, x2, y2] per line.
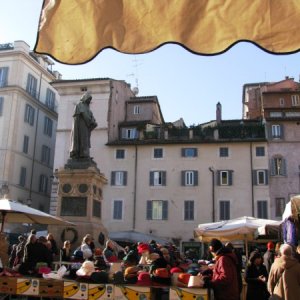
[70, 92, 97, 159]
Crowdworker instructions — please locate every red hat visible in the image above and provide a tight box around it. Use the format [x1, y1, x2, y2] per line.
[267, 241, 275, 250]
[137, 243, 150, 254]
[137, 272, 152, 286]
[170, 267, 183, 274]
[153, 268, 170, 278]
[177, 273, 191, 285]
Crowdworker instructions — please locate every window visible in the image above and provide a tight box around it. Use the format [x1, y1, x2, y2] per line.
[253, 170, 268, 185]
[217, 170, 233, 186]
[23, 135, 29, 154]
[44, 116, 53, 137]
[255, 146, 265, 157]
[122, 128, 137, 139]
[19, 167, 26, 187]
[116, 149, 125, 159]
[39, 174, 48, 193]
[147, 200, 168, 220]
[279, 98, 285, 107]
[291, 95, 300, 106]
[111, 171, 127, 186]
[93, 200, 101, 218]
[219, 201, 230, 220]
[184, 200, 194, 221]
[41, 145, 51, 165]
[257, 200, 268, 219]
[153, 148, 163, 158]
[133, 105, 140, 114]
[271, 124, 282, 138]
[46, 88, 55, 110]
[0, 97, 4, 116]
[150, 171, 166, 186]
[275, 198, 285, 217]
[113, 200, 123, 220]
[270, 157, 286, 176]
[219, 147, 229, 157]
[26, 74, 38, 98]
[181, 171, 198, 186]
[24, 104, 35, 126]
[181, 148, 197, 157]
[0, 67, 8, 87]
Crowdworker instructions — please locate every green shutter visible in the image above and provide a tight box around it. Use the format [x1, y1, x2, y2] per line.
[194, 171, 198, 186]
[162, 201, 168, 220]
[111, 171, 115, 185]
[162, 171, 166, 186]
[146, 201, 152, 220]
[150, 171, 154, 186]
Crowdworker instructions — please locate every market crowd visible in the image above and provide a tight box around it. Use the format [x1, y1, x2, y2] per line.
[2, 231, 300, 300]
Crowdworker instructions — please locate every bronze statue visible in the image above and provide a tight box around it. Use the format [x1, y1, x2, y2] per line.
[70, 92, 97, 159]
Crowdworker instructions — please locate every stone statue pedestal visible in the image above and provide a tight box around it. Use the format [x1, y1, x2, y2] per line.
[48, 162, 108, 250]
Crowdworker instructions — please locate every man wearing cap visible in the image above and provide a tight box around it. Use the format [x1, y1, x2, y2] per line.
[263, 241, 275, 274]
[202, 238, 240, 300]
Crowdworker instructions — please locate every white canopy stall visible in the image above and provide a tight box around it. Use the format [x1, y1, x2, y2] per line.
[194, 216, 281, 258]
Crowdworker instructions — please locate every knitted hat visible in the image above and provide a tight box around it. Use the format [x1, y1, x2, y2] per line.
[76, 261, 95, 277]
[137, 272, 152, 286]
[267, 241, 275, 250]
[137, 243, 150, 254]
[177, 273, 191, 285]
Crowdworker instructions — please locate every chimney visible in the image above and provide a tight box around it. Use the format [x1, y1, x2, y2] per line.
[216, 102, 222, 123]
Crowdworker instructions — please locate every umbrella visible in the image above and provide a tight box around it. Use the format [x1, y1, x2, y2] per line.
[0, 199, 75, 232]
[35, 0, 300, 64]
[194, 216, 281, 258]
[108, 230, 170, 245]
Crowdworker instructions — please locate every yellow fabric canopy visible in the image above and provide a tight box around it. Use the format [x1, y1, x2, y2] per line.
[34, 0, 300, 64]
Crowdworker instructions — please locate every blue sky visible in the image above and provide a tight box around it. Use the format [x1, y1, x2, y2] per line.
[1, 0, 300, 125]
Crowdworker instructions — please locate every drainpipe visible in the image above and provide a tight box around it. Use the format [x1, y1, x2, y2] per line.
[209, 167, 215, 222]
[133, 145, 138, 230]
[28, 72, 42, 206]
[250, 142, 254, 216]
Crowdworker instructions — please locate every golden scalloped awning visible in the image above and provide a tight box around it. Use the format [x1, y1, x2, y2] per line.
[34, 0, 300, 64]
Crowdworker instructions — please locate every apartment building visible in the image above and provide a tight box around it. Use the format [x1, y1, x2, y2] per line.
[52, 78, 269, 243]
[0, 41, 60, 212]
[243, 76, 300, 219]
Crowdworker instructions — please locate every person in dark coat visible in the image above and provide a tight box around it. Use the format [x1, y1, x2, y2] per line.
[263, 241, 275, 274]
[203, 238, 240, 300]
[19, 233, 39, 274]
[245, 250, 269, 300]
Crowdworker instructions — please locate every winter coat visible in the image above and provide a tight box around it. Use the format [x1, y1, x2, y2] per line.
[245, 263, 269, 300]
[210, 248, 240, 300]
[263, 249, 275, 274]
[268, 255, 300, 300]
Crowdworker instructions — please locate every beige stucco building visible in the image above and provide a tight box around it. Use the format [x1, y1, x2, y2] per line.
[0, 41, 60, 212]
[243, 77, 300, 220]
[51, 78, 269, 245]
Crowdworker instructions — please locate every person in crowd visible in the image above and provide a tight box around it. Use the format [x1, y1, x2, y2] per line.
[35, 236, 53, 267]
[244, 250, 269, 300]
[295, 245, 300, 262]
[19, 233, 39, 274]
[61, 240, 72, 262]
[9, 235, 24, 268]
[103, 239, 118, 263]
[263, 241, 275, 274]
[225, 242, 243, 297]
[274, 242, 282, 258]
[268, 243, 300, 300]
[201, 238, 240, 300]
[46, 233, 59, 259]
[80, 235, 93, 260]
